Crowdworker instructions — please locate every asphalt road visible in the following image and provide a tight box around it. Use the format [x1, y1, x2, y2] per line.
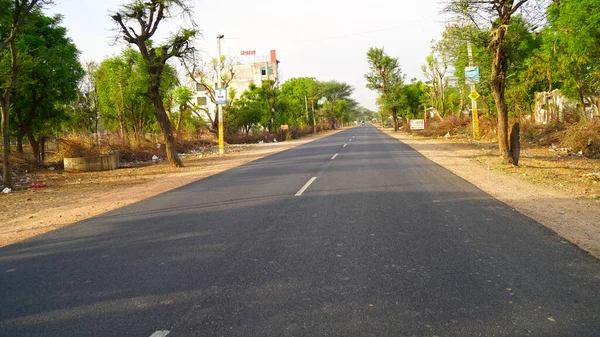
[1, 125, 599, 337]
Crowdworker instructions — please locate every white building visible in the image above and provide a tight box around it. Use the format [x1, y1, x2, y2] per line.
[189, 50, 280, 122]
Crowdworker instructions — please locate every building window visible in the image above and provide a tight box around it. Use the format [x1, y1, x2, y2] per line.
[196, 83, 207, 92]
[261, 67, 266, 76]
[197, 97, 207, 106]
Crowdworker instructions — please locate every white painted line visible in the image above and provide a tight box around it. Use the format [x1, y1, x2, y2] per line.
[296, 177, 317, 196]
[343, 144, 347, 148]
[349, 139, 352, 142]
[331, 153, 339, 160]
[150, 331, 170, 337]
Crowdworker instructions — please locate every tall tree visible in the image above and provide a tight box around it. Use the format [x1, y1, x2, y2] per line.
[365, 47, 405, 131]
[446, 0, 546, 164]
[111, 0, 197, 167]
[0, 0, 51, 187]
[11, 12, 84, 164]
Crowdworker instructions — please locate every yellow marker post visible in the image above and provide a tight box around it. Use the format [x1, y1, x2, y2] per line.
[469, 90, 480, 140]
[218, 121, 224, 153]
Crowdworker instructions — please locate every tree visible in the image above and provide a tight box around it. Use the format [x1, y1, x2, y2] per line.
[422, 41, 450, 118]
[185, 56, 235, 133]
[365, 47, 405, 131]
[540, 0, 600, 119]
[166, 85, 195, 138]
[229, 83, 265, 135]
[95, 48, 177, 142]
[71, 62, 101, 136]
[446, 0, 546, 164]
[403, 79, 426, 119]
[1, 0, 52, 187]
[111, 0, 197, 167]
[318, 80, 357, 128]
[10, 12, 84, 164]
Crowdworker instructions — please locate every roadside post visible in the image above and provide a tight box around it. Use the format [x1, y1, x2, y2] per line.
[216, 34, 225, 154]
[466, 42, 480, 140]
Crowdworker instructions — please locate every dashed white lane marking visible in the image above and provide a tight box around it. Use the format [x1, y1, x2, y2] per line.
[343, 144, 347, 148]
[296, 177, 317, 196]
[349, 139, 352, 142]
[150, 331, 170, 337]
[331, 153, 339, 160]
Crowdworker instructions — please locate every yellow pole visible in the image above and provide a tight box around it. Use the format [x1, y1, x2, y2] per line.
[217, 35, 224, 154]
[468, 42, 480, 140]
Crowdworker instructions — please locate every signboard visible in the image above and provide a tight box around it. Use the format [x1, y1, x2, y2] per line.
[469, 90, 480, 101]
[216, 88, 227, 105]
[465, 66, 480, 85]
[240, 50, 256, 56]
[280, 124, 289, 131]
[410, 119, 425, 130]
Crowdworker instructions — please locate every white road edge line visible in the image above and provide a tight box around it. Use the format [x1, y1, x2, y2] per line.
[295, 177, 317, 196]
[343, 144, 347, 148]
[150, 331, 170, 337]
[331, 153, 339, 160]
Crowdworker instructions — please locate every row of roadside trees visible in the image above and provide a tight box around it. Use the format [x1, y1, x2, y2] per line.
[1, 0, 370, 189]
[366, 0, 600, 165]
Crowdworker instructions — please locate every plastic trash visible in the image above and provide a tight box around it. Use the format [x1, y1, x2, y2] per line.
[2, 187, 11, 194]
[152, 155, 160, 163]
[30, 183, 47, 189]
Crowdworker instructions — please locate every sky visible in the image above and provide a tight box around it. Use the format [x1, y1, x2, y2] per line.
[47, 0, 449, 111]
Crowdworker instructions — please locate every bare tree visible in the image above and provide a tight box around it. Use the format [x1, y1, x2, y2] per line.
[422, 42, 450, 118]
[184, 56, 235, 132]
[446, 0, 547, 165]
[111, 0, 197, 167]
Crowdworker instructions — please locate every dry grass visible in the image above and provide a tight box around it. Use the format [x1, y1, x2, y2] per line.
[406, 116, 600, 159]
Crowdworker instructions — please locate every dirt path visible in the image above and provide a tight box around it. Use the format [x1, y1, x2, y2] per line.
[383, 129, 600, 259]
[0, 131, 341, 247]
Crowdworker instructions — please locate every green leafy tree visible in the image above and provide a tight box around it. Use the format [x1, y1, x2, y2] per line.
[111, 0, 197, 167]
[539, 0, 600, 119]
[229, 83, 265, 135]
[10, 12, 83, 164]
[365, 47, 405, 131]
[0, 0, 52, 187]
[318, 80, 357, 128]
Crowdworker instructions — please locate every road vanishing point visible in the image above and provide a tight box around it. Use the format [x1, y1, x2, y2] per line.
[1, 125, 599, 336]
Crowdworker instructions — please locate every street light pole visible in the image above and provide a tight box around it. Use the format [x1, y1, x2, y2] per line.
[217, 34, 224, 155]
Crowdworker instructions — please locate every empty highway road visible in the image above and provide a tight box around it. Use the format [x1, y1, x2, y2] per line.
[1, 125, 599, 336]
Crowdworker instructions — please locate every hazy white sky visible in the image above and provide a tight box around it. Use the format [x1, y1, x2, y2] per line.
[48, 0, 448, 110]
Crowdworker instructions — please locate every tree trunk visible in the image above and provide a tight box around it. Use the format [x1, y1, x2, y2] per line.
[392, 108, 399, 132]
[40, 136, 46, 163]
[1, 97, 10, 188]
[16, 128, 24, 153]
[490, 26, 515, 164]
[1, 40, 19, 188]
[509, 123, 520, 166]
[578, 87, 588, 123]
[24, 126, 41, 165]
[149, 85, 183, 167]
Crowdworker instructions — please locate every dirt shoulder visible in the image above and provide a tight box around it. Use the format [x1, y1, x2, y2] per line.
[382, 128, 600, 259]
[0, 130, 341, 248]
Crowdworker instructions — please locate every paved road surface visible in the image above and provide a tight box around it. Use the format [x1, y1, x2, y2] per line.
[1, 125, 599, 336]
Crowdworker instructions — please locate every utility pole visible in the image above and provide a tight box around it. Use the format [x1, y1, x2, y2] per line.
[216, 34, 224, 155]
[467, 41, 480, 140]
